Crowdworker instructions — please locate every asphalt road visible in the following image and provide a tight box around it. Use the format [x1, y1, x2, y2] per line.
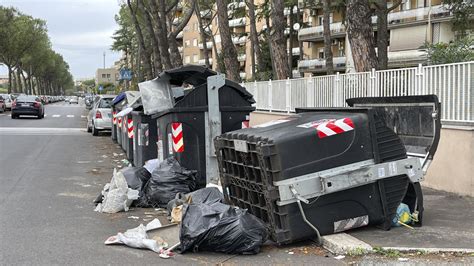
[0, 101, 341, 265]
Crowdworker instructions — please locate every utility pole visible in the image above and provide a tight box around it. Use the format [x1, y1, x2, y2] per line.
[103, 52, 106, 69]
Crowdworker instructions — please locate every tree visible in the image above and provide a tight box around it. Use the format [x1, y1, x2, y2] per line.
[167, 0, 196, 67]
[346, 0, 378, 72]
[195, 1, 211, 68]
[246, 0, 265, 79]
[322, 0, 334, 74]
[216, 0, 241, 82]
[374, 0, 402, 70]
[425, 37, 474, 64]
[269, 0, 290, 79]
[442, 0, 474, 38]
[138, 0, 162, 75]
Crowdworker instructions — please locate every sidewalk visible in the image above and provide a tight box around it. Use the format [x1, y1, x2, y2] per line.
[348, 187, 474, 251]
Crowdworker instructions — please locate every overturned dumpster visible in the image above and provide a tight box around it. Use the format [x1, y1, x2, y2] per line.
[139, 65, 255, 187]
[215, 95, 441, 244]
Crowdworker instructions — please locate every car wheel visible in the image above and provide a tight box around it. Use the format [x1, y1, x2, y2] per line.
[92, 123, 99, 136]
[11, 114, 17, 119]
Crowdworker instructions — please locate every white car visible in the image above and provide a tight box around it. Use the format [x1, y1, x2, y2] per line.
[87, 95, 115, 136]
[69, 96, 79, 104]
[0, 94, 13, 110]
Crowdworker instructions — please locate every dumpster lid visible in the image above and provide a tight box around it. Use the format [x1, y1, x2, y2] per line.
[125, 91, 142, 109]
[112, 92, 126, 105]
[347, 95, 441, 172]
[162, 65, 255, 103]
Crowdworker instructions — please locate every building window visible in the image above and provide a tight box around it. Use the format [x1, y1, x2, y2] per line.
[185, 40, 190, 47]
[193, 38, 198, 47]
[102, 74, 106, 78]
[106, 74, 111, 78]
[194, 23, 198, 31]
[193, 54, 198, 62]
[401, 0, 411, 10]
[318, 48, 325, 59]
[318, 14, 333, 25]
[185, 56, 191, 64]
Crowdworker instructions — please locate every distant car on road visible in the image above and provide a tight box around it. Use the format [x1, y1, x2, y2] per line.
[69, 96, 79, 104]
[87, 95, 115, 136]
[0, 95, 5, 113]
[0, 94, 13, 110]
[11, 95, 45, 119]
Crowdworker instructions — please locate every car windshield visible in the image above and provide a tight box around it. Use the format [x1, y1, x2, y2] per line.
[98, 98, 112, 108]
[16, 96, 38, 102]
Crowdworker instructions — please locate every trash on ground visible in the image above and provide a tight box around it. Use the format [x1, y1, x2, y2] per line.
[102, 155, 108, 158]
[145, 218, 162, 231]
[171, 205, 183, 224]
[167, 187, 224, 216]
[128, 216, 140, 220]
[392, 203, 415, 228]
[113, 153, 118, 157]
[105, 224, 172, 258]
[334, 255, 345, 260]
[121, 166, 151, 193]
[138, 157, 197, 208]
[398, 258, 409, 262]
[94, 169, 139, 213]
[288, 251, 294, 255]
[206, 182, 223, 193]
[179, 201, 268, 254]
[144, 158, 161, 174]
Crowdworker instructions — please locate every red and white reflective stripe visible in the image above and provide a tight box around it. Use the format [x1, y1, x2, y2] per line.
[127, 118, 134, 138]
[171, 122, 184, 153]
[314, 118, 354, 138]
[241, 121, 250, 129]
[112, 111, 117, 125]
[117, 117, 122, 127]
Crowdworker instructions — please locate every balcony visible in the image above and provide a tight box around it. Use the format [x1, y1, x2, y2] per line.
[228, 1, 246, 9]
[298, 22, 346, 42]
[200, 9, 212, 19]
[229, 17, 246, 28]
[198, 41, 213, 50]
[385, 5, 451, 27]
[198, 58, 213, 65]
[387, 49, 428, 68]
[297, 57, 346, 73]
[232, 36, 247, 45]
[238, 54, 246, 62]
[288, 47, 301, 56]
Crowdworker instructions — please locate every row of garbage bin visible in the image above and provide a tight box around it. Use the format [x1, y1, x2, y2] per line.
[110, 66, 255, 188]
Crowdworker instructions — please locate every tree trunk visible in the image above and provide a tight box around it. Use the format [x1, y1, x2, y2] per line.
[16, 68, 23, 94]
[195, 3, 210, 68]
[150, 0, 173, 70]
[346, 0, 377, 72]
[323, 0, 334, 75]
[288, 6, 294, 78]
[20, 70, 28, 94]
[216, 0, 240, 82]
[247, 0, 265, 79]
[7, 66, 12, 94]
[270, 0, 290, 80]
[266, 16, 276, 79]
[168, 0, 196, 67]
[139, 0, 163, 75]
[127, 0, 153, 81]
[376, 0, 402, 70]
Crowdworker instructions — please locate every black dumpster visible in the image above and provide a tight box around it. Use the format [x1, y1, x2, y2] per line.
[215, 95, 441, 244]
[140, 65, 255, 188]
[124, 113, 134, 161]
[132, 111, 158, 167]
[111, 93, 126, 143]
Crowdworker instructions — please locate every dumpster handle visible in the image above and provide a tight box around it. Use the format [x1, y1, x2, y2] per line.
[291, 185, 322, 245]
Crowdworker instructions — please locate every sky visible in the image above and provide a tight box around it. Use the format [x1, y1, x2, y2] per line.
[0, 0, 122, 80]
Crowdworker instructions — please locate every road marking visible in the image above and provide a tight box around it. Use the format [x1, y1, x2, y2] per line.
[8, 114, 11, 117]
[0, 127, 87, 136]
[52, 114, 61, 118]
[44, 114, 48, 117]
[81, 115, 86, 118]
[67, 115, 75, 118]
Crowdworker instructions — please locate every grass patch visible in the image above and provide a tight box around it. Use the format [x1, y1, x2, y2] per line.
[373, 247, 401, 258]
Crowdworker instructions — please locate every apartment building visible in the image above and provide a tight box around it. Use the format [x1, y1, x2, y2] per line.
[176, 0, 455, 80]
[95, 68, 119, 85]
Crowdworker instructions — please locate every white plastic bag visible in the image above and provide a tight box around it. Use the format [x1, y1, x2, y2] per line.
[95, 169, 139, 213]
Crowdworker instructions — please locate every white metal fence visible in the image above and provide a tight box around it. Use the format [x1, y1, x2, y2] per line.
[242, 61, 474, 124]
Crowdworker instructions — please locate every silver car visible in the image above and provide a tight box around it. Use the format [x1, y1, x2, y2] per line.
[0, 94, 13, 110]
[87, 95, 115, 136]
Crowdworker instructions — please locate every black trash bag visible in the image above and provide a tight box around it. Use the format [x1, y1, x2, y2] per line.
[121, 166, 151, 191]
[139, 157, 197, 208]
[179, 202, 268, 254]
[167, 187, 224, 215]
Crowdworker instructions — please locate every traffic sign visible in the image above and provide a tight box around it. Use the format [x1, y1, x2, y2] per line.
[119, 69, 133, 81]
[99, 85, 103, 91]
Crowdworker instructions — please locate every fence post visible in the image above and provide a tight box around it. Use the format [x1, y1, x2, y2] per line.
[306, 77, 314, 107]
[285, 77, 291, 113]
[416, 63, 424, 94]
[370, 68, 377, 97]
[334, 72, 341, 107]
[268, 79, 273, 112]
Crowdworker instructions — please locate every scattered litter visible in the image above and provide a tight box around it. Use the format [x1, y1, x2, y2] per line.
[117, 165, 122, 168]
[92, 168, 99, 172]
[105, 224, 172, 258]
[170, 205, 183, 224]
[180, 201, 268, 254]
[97, 160, 104, 163]
[392, 203, 415, 228]
[398, 258, 409, 262]
[77, 161, 91, 164]
[94, 169, 140, 213]
[119, 153, 124, 156]
[113, 153, 118, 157]
[102, 155, 108, 158]
[121, 166, 151, 192]
[144, 158, 161, 174]
[128, 216, 140, 220]
[288, 251, 294, 255]
[167, 187, 224, 215]
[334, 255, 345, 260]
[145, 218, 162, 231]
[121, 159, 130, 165]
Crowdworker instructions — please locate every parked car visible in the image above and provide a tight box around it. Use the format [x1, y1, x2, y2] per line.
[11, 95, 45, 119]
[0, 95, 5, 113]
[87, 95, 115, 136]
[0, 94, 13, 110]
[69, 96, 79, 104]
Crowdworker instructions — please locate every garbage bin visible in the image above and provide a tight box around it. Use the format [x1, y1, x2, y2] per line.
[132, 111, 158, 167]
[215, 95, 441, 244]
[140, 65, 255, 188]
[116, 115, 123, 146]
[123, 113, 134, 161]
